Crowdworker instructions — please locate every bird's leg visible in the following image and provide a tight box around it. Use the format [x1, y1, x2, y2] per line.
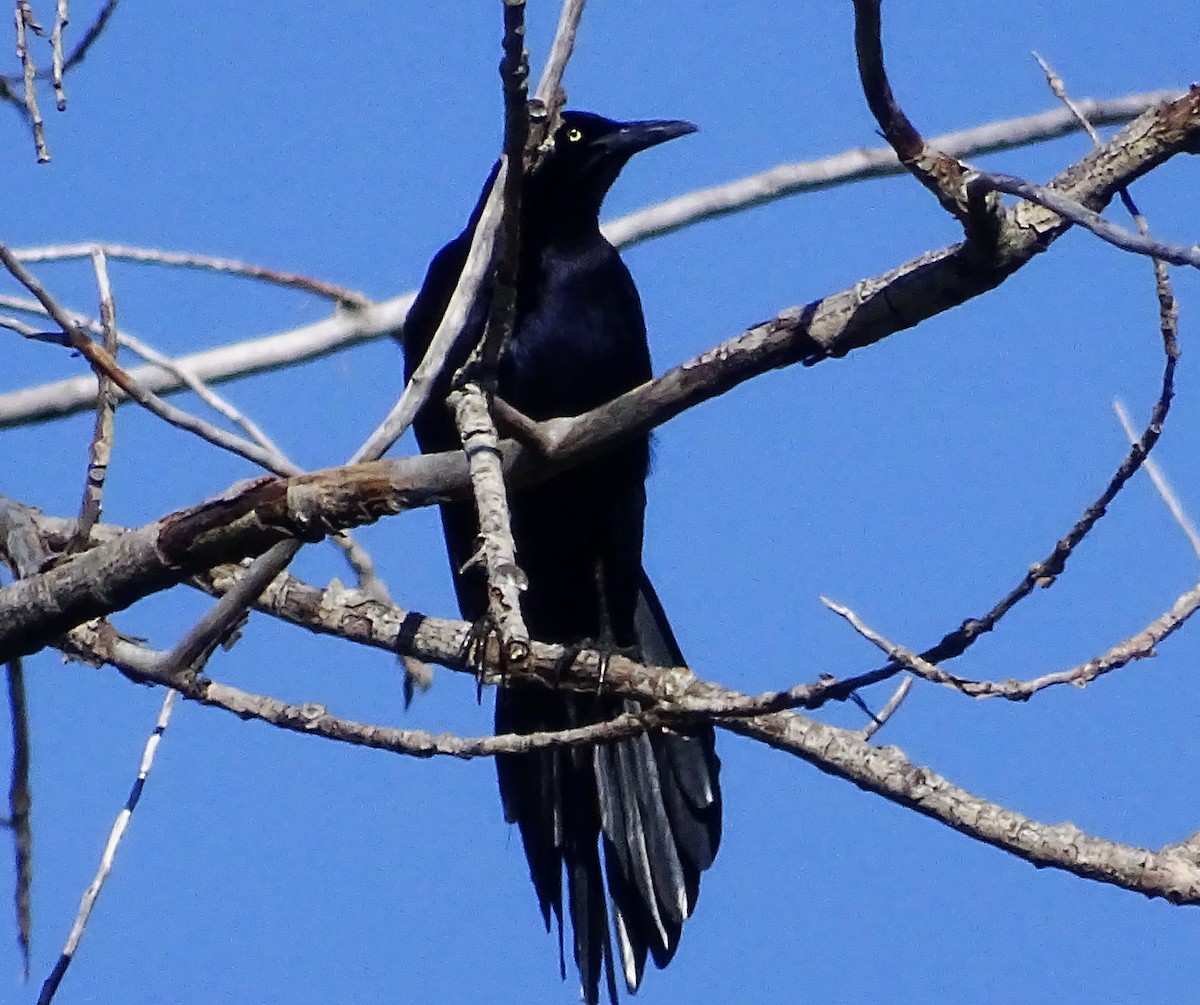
[458, 617, 496, 704]
[539, 561, 636, 692]
[592, 558, 617, 688]
[564, 559, 638, 690]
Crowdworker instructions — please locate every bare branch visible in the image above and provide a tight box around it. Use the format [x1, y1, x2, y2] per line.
[823, 578, 1200, 703]
[0, 293, 413, 430]
[721, 710, 1200, 903]
[1033, 52, 1102, 145]
[14, 0, 49, 162]
[0, 92, 1178, 431]
[851, 0, 922, 161]
[603, 89, 1180, 247]
[114, 329, 288, 459]
[0, 244, 310, 472]
[70, 249, 118, 549]
[857, 245, 1178, 679]
[4, 656, 31, 980]
[12, 242, 370, 307]
[534, 0, 585, 107]
[46, 545, 1200, 909]
[16, 507, 925, 724]
[162, 539, 302, 679]
[528, 0, 587, 153]
[49, 0, 66, 110]
[1114, 399, 1200, 560]
[107, 328, 386, 592]
[851, 0, 977, 223]
[37, 690, 177, 1005]
[1, 0, 119, 84]
[857, 675, 912, 741]
[436, 1, 536, 670]
[66, 620, 655, 757]
[58, 0, 116, 75]
[450, 384, 530, 667]
[351, 183, 506, 463]
[967, 170, 1200, 268]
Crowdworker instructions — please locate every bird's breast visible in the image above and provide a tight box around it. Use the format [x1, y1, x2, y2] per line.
[500, 240, 653, 421]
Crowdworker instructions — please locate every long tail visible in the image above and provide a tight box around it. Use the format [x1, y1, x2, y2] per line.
[495, 574, 722, 1004]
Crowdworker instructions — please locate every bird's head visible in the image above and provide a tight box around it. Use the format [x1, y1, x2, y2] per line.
[526, 110, 697, 229]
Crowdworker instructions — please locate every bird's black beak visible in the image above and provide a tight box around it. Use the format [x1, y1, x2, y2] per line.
[598, 118, 698, 157]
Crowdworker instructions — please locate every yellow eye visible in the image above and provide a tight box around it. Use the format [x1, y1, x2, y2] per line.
[566, 127, 583, 142]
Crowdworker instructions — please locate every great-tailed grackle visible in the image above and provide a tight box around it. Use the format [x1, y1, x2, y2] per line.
[402, 110, 721, 1004]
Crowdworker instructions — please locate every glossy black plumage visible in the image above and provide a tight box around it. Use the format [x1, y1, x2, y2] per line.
[401, 111, 722, 1004]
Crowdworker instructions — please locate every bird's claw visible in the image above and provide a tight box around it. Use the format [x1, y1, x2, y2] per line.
[555, 638, 637, 692]
[460, 617, 498, 703]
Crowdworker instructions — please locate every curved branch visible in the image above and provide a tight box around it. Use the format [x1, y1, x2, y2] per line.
[851, 0, 977, 221]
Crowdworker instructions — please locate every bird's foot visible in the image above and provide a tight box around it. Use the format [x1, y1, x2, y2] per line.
[459, 617, 498, 704]
[555, 638, 638, 691]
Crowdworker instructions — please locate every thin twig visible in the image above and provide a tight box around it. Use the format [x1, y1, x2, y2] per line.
[0, 0, 117, 85]
[0, 242, 309, 472]
[832, 99, 1187, 694]
[1114, 400, 1200, 560]
[50, 0, 67, 110]
[351, 179, 508, 464]
[328, 531, 392, 602]
[1046, 62, 1198, 552]
[2, 288, 387, 591]
[160, 540, 301, 679]
[449, 384, 529, 667]
[14, 0, 49, 162]
[5, 656, 31, 980]
[529, 0, 585, 152]
[12, 242, 370, 306]
[70, 249, 118, 550]
[876, 273, 1179, 676]
[67, 619, 656, 757]
[1033, 52, 1102, 145]
[851, 0, 923, 161]
[37, 690, 177, 1005]
[0, 291, 415, 429]
[824, 598, 968, 690]
[857, 674, 913, 741]
[58, 0, 114, 74]
[967, 170, 1200, 269]
[463, 0, 529, 378]
[824, 580, 1200, 702]
[114, 329, 289, 460]
[534, 0, 585, 105]
[0, 314, 42, 336]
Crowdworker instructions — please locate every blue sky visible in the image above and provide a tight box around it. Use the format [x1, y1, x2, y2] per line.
[3, 3, 1200, 1003]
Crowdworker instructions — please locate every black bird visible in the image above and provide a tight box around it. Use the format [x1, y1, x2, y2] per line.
[401, 110, 721, 1004]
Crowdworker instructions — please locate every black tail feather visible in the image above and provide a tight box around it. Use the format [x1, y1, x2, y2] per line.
[495, 574, 722, 1004]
